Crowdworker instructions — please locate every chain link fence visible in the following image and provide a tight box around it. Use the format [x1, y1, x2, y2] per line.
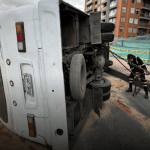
[110, 35, 150, 64]
[114, 35, 150, 49]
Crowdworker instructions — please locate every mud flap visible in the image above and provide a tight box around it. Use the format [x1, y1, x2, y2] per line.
[92, 87, 103, 117]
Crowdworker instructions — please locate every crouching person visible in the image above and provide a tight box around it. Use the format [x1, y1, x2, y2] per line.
[126, 54, 149, 99]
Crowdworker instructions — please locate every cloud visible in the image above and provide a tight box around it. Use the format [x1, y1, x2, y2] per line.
[64, 0, 85, 11]
[0, 0, 85, 12]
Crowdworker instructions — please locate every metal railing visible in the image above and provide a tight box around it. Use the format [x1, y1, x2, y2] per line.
[139, 23, 150, 27]
[140, 13, 150, 18]
[138, 32, 147, 36]
[86, 0, 93, 6]
[86, 6, 93, 12]
[142, 3, 150, 9]
[110, 1, 117, 8]
[109, 12, 117, 18]
[101, 0, 107, 3]
[101, 7, 107, 12]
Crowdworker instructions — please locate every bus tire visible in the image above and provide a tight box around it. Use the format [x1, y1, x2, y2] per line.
[101, 22, 115, 32]
[103, 91, 111, 101]
[69, 54, 86, 101]
[101, 33, 114, 42]
[90, 78, 111, 93]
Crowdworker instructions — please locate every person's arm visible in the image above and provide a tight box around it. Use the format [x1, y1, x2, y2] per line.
[137, 57, 147, 70]
[137, 57, 149, 74]
[128, 60, 134, 71]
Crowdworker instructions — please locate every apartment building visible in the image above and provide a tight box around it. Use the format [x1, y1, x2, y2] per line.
[84, 0, 150, 38]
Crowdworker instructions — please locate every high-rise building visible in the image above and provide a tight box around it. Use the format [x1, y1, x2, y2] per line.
[84, 0, 150, 38]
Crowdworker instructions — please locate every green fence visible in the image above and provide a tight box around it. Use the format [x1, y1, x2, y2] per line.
[110, 35, 150, 64]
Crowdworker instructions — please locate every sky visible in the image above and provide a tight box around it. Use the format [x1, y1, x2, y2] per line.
[0, 0, 85, 12]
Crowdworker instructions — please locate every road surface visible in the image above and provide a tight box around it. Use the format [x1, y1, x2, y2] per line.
[0, 73, 150, 150]
[72, 73, 150, 150]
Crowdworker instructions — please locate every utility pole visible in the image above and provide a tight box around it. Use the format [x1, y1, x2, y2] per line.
[105, 0, 110, 22]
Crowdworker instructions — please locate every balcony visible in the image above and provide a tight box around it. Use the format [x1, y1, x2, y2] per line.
[101, 15, 106, 20]
[101, 0, 107, 4]
[101, 7, 107, 12]
[86, 0, 93, 6]
[138, 23, 150, 29]
[140, 13, 150, 20]
[109, 12, 117, 18]
[86, 6, 93, 13]
[141, 3, 150, 11]
[110, 1, 118, 10]
[138, 32, 148, 36]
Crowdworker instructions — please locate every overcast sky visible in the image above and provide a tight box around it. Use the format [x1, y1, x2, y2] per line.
[0, 0, 85, 12]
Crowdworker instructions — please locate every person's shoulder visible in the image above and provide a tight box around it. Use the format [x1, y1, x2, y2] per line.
[136, 56, 141, 60]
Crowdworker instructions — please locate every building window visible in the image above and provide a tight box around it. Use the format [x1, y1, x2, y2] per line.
[133, 28, 137, 33]
[121, 17, 125, 23]
[134, 18, 138, 24]
[137, 0, 141, 4]
[98, 0, 101, 4]
[122, 7, 126, 13]
[132, 0, 135, 3]
[128, 27, 132, 33]
[123, 0, 127, 3]
[98, 7, 100, 11]
[130, 7, 135, 14]
[120, 27, 124, 32]
[136, 8, 139, 14]
[129, 17, 134, 23]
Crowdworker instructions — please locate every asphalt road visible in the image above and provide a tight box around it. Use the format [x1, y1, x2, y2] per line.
[72, 101, 150, 150]
[72, 73, 150, 150]
[0, 73, 150, 150]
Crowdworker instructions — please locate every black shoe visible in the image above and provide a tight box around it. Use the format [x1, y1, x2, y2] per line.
[145, 92, 149, 99]
[126, 87, 132, 92]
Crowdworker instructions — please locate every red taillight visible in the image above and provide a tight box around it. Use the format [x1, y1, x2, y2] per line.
[28, 123, 34, 130]
[16, 22, 26, 52]
[27, 114, 36, 138]
[29, 130, 36, 137]
[17, 33, 23, 41]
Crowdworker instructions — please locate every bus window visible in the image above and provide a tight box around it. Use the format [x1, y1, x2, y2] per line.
[0, 68, 8, 123]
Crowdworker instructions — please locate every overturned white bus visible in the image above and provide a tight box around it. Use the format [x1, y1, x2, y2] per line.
[0, 0, 114, 149]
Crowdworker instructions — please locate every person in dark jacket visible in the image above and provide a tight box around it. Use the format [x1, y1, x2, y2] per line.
[126, 54, 149, 99]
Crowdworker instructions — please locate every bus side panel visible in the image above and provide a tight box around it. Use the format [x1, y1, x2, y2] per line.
[0, 5, 51, 145]
[38, 0, 69, 150]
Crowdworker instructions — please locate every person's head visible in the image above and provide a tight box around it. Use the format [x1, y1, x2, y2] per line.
[128, 54, 134, 62]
